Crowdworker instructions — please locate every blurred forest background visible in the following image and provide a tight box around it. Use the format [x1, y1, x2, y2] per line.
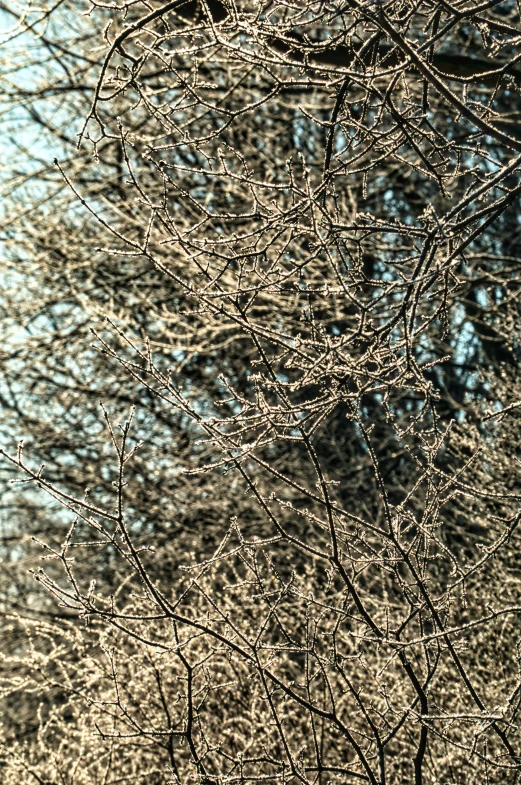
[1, 1, 521, 783]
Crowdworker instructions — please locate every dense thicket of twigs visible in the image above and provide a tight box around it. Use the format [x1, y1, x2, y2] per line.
[1, 1, 521, 783]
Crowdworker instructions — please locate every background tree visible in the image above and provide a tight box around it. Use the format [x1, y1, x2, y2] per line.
[1, 1, 521, 783]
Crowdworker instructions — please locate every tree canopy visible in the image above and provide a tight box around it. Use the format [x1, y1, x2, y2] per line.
[1, 1, 521, 783]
